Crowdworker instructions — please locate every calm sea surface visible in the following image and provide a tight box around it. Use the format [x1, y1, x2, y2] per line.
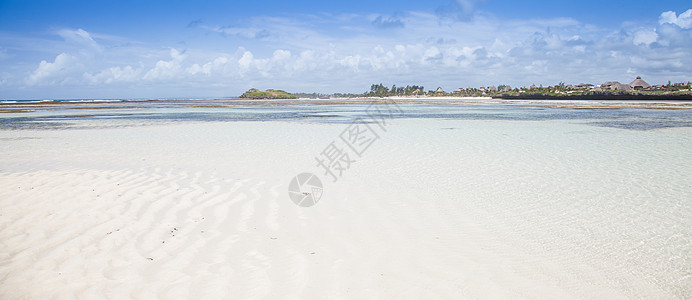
[1, 99, 691, 130]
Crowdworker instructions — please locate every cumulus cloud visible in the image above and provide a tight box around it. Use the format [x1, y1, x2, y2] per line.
[6, 8, 692, 97]
[659, 9, 692, 29]
[187, 57, 230, 76]
[83, 65, 140, 84]
[143, 48, 186, 80]
[422, 46, 442, 62]
[237, 51, 254, 72]
[633, 30, 658, 46]
[273, 49, 291, 60]
[26, 53, 78, 85]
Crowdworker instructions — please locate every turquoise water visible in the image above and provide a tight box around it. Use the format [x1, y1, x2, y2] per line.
[1, 101, 691, 130]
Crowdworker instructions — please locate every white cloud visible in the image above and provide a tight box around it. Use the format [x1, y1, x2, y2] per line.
[6, 9, 692, 97]
[187, 57, 230, 76]
[238, 51, 254, 72]
[339, 55, 362, 71]
[422, 46, 442, 63]
[57, 28, 101, 51]
[83, 65, 140, 84]
[143, 48, 186, 80]
[26, 53, 77, 85]
[659, 9, 692, 29]
[633, 29, 658, 46]
[272, 49, 291, 61]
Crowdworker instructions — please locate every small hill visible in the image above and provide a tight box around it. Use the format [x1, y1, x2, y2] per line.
[240, 88, 298, 99]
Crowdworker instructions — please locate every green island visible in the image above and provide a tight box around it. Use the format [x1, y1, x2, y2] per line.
[240, 88, 298, 99]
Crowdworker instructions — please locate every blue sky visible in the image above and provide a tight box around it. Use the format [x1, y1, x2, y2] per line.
[1, 0, 691, 99]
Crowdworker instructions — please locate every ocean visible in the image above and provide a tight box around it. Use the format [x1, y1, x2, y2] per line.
[1, 98, 691, 131]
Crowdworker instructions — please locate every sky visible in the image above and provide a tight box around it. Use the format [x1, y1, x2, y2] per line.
[0, 0, 691, 99]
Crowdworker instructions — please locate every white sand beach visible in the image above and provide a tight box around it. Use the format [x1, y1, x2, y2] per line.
[1, 111, 691, 298]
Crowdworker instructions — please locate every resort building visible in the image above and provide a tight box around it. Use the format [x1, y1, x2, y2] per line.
[598, 76, 651, 92]
[601, 81, 633, 91]
[629, 76, 651, 90]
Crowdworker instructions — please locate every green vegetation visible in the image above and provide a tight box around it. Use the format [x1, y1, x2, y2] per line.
[364, 83, 425, 97]
[293, 92, 331, 99]
[359, 81, 692, 99]
[498, 81, 692, 99]
[240, 88, 298, 99]
[272, 80, 692, 100]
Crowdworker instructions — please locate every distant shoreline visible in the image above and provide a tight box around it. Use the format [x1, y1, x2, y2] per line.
[5, 94, 692, 104]
[495, 93, 692, 101]
[2, 97, 691, 113]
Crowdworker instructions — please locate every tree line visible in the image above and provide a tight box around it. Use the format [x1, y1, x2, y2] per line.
[365, 84, 425, 97]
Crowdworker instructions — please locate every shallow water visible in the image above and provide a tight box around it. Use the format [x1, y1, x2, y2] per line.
[0, 101, 691, 130]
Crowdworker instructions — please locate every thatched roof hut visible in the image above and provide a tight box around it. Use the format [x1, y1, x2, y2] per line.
[601, 81, 620, 89]
[601, 81, 632, 91]
[629, 76, 651, 90]
[615, 83, 633, 91]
